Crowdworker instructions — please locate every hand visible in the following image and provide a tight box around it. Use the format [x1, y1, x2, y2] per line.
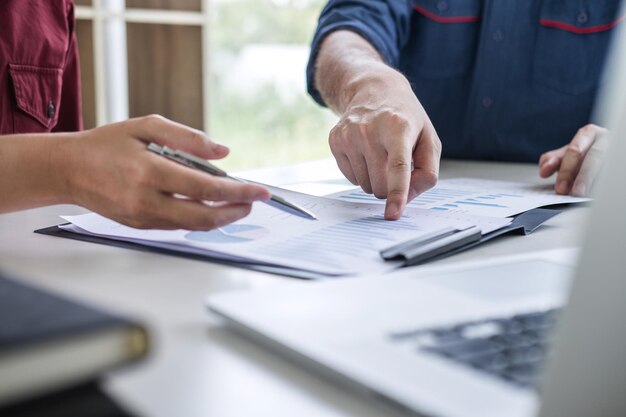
[61, 115, 270, 230]
[328, 70, 442, 220]
[539, 124, 609, 197]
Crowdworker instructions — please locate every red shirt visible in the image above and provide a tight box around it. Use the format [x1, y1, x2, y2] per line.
[0, 0, 82, 134]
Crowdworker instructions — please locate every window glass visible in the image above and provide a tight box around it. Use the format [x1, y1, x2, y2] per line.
[210, 0, 336, 170]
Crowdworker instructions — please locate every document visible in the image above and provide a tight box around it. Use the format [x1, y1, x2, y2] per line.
[60, 187, 511, 276]
[328, 178, 590, 218]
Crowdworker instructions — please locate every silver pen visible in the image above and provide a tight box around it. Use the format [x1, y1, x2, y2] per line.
[147, 143, 317, 220]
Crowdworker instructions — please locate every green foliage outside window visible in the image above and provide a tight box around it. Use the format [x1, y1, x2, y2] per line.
[209, 0, 337, 170]
[211, 0, 324, 51]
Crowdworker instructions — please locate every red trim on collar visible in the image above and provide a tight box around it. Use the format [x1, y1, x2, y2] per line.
[412, 4, 480, 24]
[540, 15, 625, 34]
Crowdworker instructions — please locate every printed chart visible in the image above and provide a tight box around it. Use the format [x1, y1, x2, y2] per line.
[330, 178, 588, 218]
[186, 224, 269, 244]
[335, 188, 521, 213]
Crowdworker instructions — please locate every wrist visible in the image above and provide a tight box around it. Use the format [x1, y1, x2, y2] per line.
[316, 30, 407, 113]
[48, 131, 83, 206]
[344, 66, 411, 109]
[342, 61, 385, 107]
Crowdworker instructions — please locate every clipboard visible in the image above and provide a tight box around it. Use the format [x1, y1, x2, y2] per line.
[380, 208, 562, 267]
[34, 225, 327, 280]
[35, 208, 561, 279]
[381, 226, 483, 266]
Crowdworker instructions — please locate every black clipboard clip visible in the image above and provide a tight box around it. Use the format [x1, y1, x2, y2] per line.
[380, 226, 482, 266]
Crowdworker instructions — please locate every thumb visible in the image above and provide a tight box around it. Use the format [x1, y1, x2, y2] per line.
[408, 124, 440, 201]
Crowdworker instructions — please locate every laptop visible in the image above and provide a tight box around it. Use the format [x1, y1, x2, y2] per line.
[207, 11, 626, 417]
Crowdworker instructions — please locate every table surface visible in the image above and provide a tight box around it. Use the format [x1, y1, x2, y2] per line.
[0, 159, 588, 417]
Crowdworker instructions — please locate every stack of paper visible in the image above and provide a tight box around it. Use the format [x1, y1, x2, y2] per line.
[59, 179, 589, 277]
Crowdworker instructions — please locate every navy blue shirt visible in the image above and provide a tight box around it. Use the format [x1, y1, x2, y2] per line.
[307, 0, 623, 162]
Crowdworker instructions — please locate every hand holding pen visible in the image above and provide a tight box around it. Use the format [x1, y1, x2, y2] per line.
[147, 143, 317, 220]
[60, 115, 274, 230]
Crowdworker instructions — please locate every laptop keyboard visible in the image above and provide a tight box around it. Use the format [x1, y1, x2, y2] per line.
[390, 309, 561, 389]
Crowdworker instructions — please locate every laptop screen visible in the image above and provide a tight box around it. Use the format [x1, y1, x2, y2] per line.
[539, 1, 626, 415]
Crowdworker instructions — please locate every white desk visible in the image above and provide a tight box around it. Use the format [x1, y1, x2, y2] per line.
[0, 159, 587, 417]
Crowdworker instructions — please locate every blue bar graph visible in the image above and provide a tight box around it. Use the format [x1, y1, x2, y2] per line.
[335, 186, 517, 213]
[455, 200, 508, 208]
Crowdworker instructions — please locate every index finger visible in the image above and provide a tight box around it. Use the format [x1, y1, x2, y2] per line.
[555, 127, 597, 194]
[570, 135, 608, 196]
[384, 136, 413, 220]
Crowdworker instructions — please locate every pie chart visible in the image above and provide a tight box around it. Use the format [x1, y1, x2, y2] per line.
[185, 224, 269, 244]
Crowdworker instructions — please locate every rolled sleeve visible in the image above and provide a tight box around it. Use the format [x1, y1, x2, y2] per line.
[307, 0, 413, 106]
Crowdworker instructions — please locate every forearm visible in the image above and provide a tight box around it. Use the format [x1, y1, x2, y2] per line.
[0, 133, 78, 213]
[314, 30, 409, 113]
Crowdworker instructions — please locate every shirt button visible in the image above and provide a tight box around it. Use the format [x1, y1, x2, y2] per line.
[437, 0, 449, 12]
[47, 102, 55, 119]
[577, 12, 588, 24]
[492, 30, 504, 42]
[481, 97, 494, 109]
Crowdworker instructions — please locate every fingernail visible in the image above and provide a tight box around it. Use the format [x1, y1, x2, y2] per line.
[556, 180, 569, 194]
[541, 158, 555, 169]
[573, 183, 586, 196]
[386, 202, 400, 218]
[540, 158, 555, 175]
[214, 143, 229, 152]
[256, 191, 270, 201]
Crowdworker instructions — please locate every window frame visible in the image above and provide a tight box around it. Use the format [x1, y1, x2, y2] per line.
[75, 0, 211, 130]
